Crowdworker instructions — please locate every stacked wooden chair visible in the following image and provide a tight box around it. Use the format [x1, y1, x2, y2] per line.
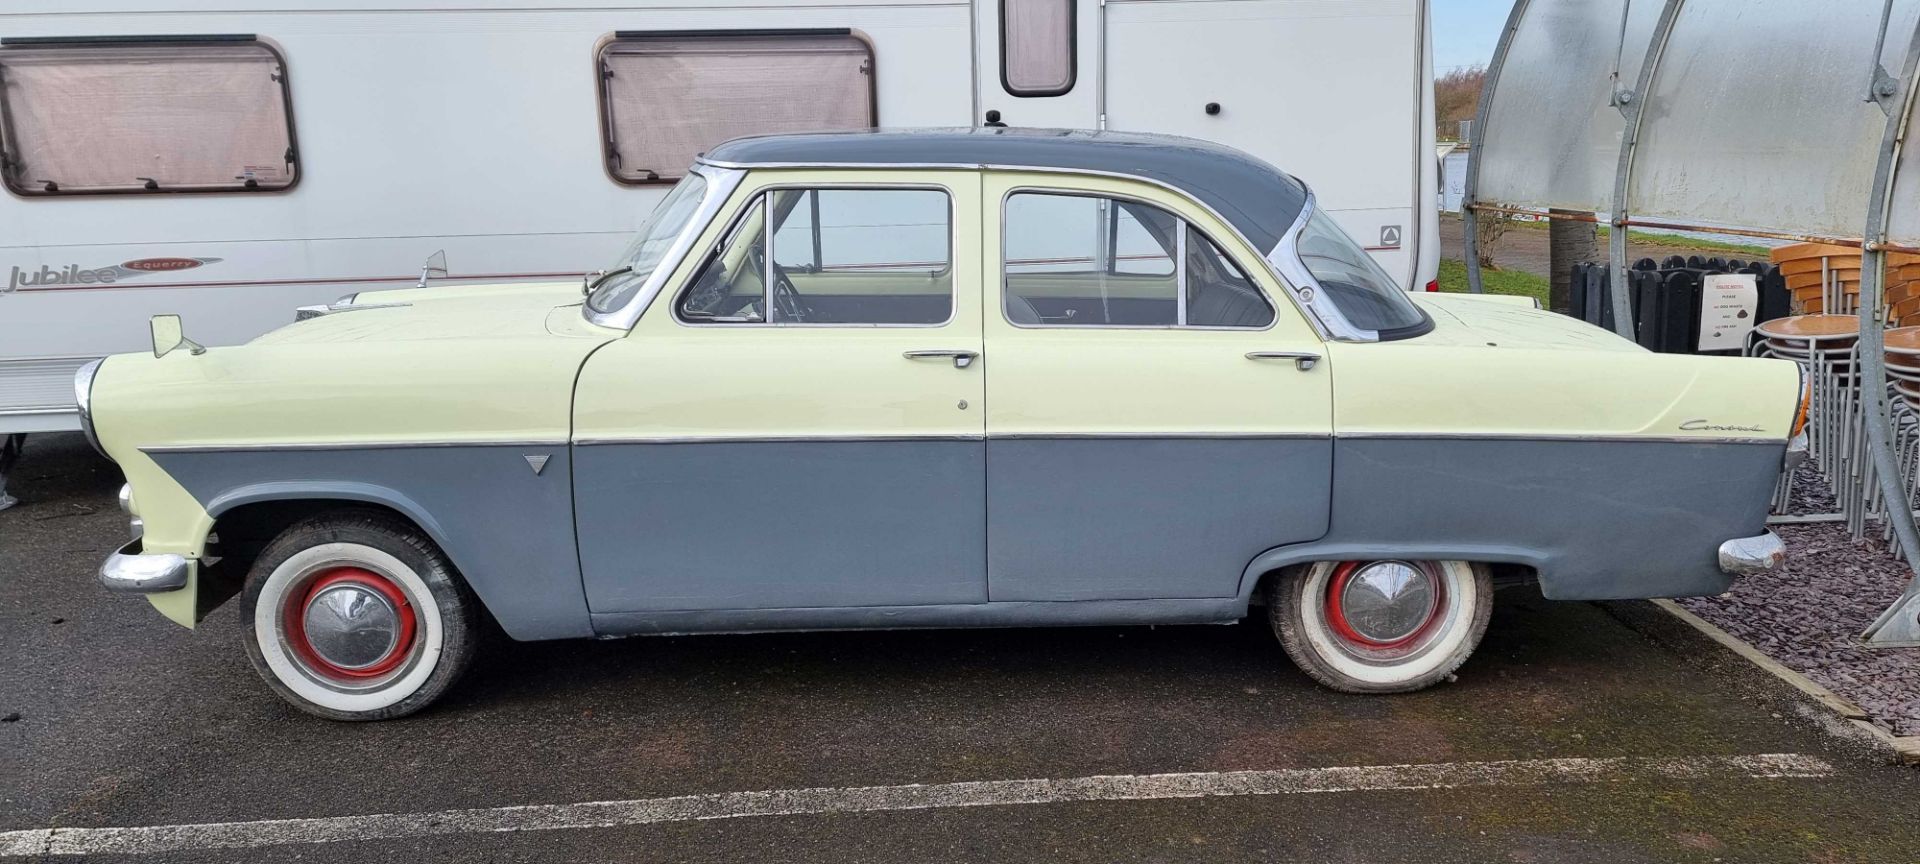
[1755, 243, 1920, 547]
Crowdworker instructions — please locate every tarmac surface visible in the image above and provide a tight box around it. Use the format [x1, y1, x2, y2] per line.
[4, 432, 1920, 863]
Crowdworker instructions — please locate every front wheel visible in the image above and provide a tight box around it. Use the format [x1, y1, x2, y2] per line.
[1269, 560, 1492, 694]
[241, 510, 480, 721]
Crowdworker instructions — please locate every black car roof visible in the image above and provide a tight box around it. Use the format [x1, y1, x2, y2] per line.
[698, 128, 1311, 253]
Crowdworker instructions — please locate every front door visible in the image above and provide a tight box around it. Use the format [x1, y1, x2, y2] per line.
[981, 171, 1334, 601]
[573, 171, 987, 612]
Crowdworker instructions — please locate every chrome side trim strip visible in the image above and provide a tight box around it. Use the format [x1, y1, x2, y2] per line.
[988, 432, 1326, 441]
[142, 439, 569, 454]
[1335, 432, 1788, 446]
[574, 434, 987, 446]
[139, 433, 1788, 452]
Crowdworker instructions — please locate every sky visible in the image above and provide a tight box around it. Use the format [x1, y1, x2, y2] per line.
[1432, 0, 1515, 73]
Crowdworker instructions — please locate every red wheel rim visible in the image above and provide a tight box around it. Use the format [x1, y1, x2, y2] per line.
[1323, 561, 1447, 654]
[283, 566, 417, 681]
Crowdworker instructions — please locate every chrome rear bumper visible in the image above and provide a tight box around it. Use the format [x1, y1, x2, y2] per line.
[1784, 430, 1809, 472]
[99, 540, 190, 593]
[1718, 531, 1787, 577]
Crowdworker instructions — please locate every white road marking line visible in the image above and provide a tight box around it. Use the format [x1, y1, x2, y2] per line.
[0, 753, 1832, 858]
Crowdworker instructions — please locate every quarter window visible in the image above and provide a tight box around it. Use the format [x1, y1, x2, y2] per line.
[0, 37, 297, 196]
[599, 32, 876, 184]
[1003, 192, 1273, 328]
[678, 187, 952, 325]
[1001, 0, 1075, 96]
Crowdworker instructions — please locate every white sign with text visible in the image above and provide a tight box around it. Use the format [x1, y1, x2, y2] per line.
[1698, 273, 1759, 352]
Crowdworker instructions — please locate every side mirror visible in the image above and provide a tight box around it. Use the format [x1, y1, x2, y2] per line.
[417, 250, 449, 288]
[150, 314, 206, 359]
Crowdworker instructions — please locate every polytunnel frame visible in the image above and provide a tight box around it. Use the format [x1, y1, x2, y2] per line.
[1463, 0, 1920, 645]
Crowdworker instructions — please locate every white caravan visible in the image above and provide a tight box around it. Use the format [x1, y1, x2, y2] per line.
[0, 0, 1439, 498]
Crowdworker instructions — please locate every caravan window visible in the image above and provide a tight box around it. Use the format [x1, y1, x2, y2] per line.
[0, 37, 297, 196]
[1001, 0, 1075, 97]
[598, 31, 876, 185]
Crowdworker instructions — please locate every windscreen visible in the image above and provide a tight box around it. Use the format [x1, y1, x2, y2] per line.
[587, 173, 709, 314]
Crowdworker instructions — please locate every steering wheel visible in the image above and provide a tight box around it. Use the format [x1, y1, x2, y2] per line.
[770, 260, 814, 323]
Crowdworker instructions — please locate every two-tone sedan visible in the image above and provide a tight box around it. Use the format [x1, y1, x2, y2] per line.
[80, 129, 1806, 720]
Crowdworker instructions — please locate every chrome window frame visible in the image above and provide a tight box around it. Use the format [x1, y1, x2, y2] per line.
[584, 164, 747, 331]
[667, 180, 960, 329]
[601, 157, 1392, 342]
[996, 186, 1277, 331]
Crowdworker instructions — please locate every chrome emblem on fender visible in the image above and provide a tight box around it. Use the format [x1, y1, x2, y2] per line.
[524, 454, 551, 475]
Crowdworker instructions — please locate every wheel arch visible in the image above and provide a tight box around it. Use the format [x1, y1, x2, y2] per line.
[1238, 541, 1551, 604]
[199, 484, 466, 625]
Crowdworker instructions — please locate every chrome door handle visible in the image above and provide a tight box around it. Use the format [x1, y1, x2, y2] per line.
[1246, 351, 1321, 371]
[904, 349, 979, 369]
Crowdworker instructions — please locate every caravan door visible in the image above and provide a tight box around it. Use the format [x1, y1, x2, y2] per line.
[974, 0, 1100, 128]
[1101, 0, 1427, 290]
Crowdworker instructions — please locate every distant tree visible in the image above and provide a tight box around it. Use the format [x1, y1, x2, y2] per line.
[1435, 65, 1485, 140]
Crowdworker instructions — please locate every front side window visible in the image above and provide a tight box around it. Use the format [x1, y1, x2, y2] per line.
[587, 172, 709, 314]
[678, 187, 952, 325]
[1001, 0, 1075, 96]
[1293, 210, 1429, 336]
[1003, 192, 1273, 328]
[599, 32, 875, 184]
[0, 38, 297, 196]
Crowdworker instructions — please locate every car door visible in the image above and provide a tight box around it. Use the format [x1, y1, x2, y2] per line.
[982, 171, 1333, 601]
[573, 170, 987, 613]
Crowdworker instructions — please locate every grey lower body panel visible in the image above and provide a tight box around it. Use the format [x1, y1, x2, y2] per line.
[1239, 437, 1786, 601]
[987, 437, 1331, 601]
[574, 439, 988, 613]
[150, 445, 590, 640]
[590, 597, 1244, 637]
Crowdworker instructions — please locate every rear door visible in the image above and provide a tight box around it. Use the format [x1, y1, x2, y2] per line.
[981, 171, 1333, 601]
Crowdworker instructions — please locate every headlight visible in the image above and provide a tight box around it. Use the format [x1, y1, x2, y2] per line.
[73, 358, 108, 460]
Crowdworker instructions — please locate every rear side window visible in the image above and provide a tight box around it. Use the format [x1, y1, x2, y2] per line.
[0, 37, 297, 196]
[1002, 192, 1273, 328]
[1001, 0, 1075, 96]
[598, 31, 876, 184]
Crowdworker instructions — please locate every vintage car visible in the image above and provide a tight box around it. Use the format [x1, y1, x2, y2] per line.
[78, 129, 1806, 720]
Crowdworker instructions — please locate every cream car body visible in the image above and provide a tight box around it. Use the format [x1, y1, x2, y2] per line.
[81, 130, 1801, 718]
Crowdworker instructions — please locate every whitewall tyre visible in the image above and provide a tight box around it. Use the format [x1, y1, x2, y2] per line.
[241, 511, 480, 721]
[1269, 560, 1493, 694]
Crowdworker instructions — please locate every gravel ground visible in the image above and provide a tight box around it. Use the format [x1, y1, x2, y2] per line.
[1679, 465, 1920, 736]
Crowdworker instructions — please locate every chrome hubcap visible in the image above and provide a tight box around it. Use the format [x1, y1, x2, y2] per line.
[1339, 561, 1438, 644]
[302, 584, 401, 671]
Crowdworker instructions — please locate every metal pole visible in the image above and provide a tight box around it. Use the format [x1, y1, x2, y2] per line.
[1459, 0, 1532, 295]
[1605, 0, 1688, 341]
[1861, 15, 1920, 646]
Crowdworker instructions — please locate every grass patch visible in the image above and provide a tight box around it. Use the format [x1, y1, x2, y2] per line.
[1611, 229, 1770, 257]
[1436, 258, 1549, 306]
[1498, 218, 1771, 257]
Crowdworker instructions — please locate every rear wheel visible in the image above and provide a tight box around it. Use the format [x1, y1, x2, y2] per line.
[241, 510, 479, 721]
[1269, 560, 1492, 693]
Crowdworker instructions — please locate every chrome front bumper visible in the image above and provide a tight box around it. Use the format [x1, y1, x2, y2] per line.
[99, 539, 190, 593]
[1718, 531, 1787, 577]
